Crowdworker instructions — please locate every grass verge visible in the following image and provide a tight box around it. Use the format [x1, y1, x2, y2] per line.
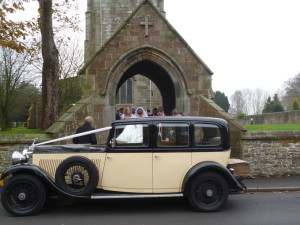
[244, 123, 300, 131]
[0, 127, 42, 134]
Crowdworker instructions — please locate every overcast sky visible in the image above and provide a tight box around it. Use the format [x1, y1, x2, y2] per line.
[164, 0, 300, 98]
[22, 0, 300, 98]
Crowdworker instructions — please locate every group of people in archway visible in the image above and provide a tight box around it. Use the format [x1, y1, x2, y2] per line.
[115, 106, 182, 120]
[73, 107, 183, 145]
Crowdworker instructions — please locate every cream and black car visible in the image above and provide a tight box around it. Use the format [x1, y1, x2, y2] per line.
[0, 116, 245, 216]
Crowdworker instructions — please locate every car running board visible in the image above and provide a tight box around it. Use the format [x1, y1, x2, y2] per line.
[91, 193, 184, 199]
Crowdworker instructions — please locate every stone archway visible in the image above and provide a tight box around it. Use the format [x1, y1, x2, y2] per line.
[117, 60, 175, 114]
[106, 46, 190, 115]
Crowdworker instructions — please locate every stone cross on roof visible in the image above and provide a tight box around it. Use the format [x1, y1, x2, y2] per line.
[140, 15, 153, 37]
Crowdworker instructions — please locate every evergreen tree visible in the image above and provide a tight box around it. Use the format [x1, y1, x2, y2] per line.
[262, 96, 272, 113]
[292, 98, 300, 110]
[214, 91, 230, 112]
[262, 94, 284, 113]
[272, 94, 284, 112]
[272, 104, 284, 112]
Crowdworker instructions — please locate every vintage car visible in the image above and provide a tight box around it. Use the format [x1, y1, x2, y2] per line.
[0, 116, 246, 216]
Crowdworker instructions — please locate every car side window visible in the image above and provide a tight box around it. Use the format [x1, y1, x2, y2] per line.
[194, 124, 221, 146]
[112, 124, 149, 147]
[156, 123, 189, 147]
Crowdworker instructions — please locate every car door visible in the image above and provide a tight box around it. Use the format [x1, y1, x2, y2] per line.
[153, 122, 191, 193]
[101, 123, 153, 193]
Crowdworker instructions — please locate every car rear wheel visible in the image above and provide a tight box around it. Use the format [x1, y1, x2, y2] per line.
[187, 172, 229, 212]
[1, 174, 46, 216]
[55, 156, 99, 196]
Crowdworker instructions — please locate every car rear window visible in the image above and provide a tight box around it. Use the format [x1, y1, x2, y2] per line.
[194, 124, 221, 146]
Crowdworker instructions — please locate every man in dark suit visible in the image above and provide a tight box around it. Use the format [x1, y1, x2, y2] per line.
[73, 116, 97, 144]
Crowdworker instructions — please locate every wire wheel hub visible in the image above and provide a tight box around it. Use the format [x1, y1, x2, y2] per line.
[17, 192, 27, 201]
[206, 189, 214, 197]
[72, 172, 84, 183]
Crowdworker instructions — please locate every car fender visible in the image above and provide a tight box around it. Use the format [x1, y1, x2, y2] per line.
[1, 164, 89, 199]
[182, 161, 243, 193]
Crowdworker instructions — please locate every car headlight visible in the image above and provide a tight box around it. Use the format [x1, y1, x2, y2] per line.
[12, 150, 28, 165]
[22, 146, 33, 156]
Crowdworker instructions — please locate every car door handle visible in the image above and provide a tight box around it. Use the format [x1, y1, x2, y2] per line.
[107, 156, 113, 159]
[154, 155, 160, 158]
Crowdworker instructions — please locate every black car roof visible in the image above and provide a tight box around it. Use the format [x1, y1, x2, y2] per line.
[112, 116, 228, 127]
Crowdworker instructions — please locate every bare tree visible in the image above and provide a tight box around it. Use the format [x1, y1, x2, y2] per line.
[230, 90, 246, 115]
[57, 37, 83, 80]
[284, 73, 300, 96]
[230, 88, 269, 115]
[242, 89, 253, 115]
[282, 73, 300, 110]
[251, 88, 269, 114]
[0, 47, 34, 130]
[57, 37, 84, 115]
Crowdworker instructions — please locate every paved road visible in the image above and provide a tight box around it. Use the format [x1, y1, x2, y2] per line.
[1, 192, 300, 225]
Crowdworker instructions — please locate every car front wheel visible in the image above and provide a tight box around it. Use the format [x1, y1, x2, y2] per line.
[187, 172, 229, 212]
[1, 174, 46, 216]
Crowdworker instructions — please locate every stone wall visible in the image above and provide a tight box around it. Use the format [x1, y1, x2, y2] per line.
[133, 75, 162, 111]
[242, 131, 300, 176]
[239, 111, 300, 125]
[0, 134, 51, 172]
[1, 131, 300, 176]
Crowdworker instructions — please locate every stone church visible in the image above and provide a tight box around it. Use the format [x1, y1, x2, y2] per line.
[80, 0, 215, 115]
[48, 0, 245, 157]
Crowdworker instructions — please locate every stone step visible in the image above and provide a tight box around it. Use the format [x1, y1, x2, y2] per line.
[228, 158, 251, 177]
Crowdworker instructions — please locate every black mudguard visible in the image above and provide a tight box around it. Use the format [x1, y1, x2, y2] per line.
[182, 162, 244, 193]
[1, 164, 89, 199]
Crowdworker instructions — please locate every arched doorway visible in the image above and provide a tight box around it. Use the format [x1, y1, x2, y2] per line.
[106, 46, 189, 116]
[116, 60, 175, 115]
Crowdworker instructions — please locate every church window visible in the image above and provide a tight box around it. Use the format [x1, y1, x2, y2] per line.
[116, 79, 133, 104]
